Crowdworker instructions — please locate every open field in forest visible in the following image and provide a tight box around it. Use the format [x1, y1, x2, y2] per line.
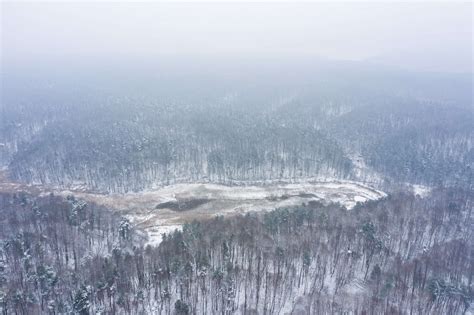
[0, 170, 387, 245]
[0, 174, 386, 244]
[59, 180, 387, 245]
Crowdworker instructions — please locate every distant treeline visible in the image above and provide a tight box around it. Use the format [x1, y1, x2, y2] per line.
[1, 65, 472, 192]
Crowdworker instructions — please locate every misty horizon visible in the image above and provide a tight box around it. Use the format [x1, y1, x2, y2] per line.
[0, 2, 473, 314]
[2, 2, 473, 73]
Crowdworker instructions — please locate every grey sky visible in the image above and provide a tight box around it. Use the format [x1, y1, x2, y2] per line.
[2, 1, 472, 72]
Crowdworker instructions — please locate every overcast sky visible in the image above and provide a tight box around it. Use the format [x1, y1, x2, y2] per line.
[2, 1, 472, 72]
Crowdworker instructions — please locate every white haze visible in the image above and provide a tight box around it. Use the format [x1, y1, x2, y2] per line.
[1, 1, 473, 73]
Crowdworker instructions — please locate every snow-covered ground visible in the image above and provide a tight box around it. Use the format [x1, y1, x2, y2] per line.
[63, 180, 386, 246]
[411, 184, 431, 198]
[347, 152, 384, 185]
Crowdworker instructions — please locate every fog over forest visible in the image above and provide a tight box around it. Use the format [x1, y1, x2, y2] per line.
[0, 1, 472, 314]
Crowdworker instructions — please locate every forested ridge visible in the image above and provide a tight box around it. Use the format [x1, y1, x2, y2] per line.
[1, 60, 472, 314]
[1, 1, 473, 314]
[1, 187, 472, 314]
[1, 62, 472, 192]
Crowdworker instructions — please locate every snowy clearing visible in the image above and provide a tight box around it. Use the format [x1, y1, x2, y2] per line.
[62, 180, 386, 246]
[412, 184, 431, 198]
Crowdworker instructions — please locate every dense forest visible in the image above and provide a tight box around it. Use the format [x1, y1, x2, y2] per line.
[1, 60, 472, 314]
[0, 187, 472, 314]
[1, 62, 472, 192]
[2, 2, 473, 314]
